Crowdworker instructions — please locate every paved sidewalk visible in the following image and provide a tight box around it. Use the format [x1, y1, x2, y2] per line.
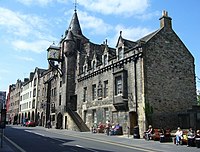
[0, 139, 14, 152]
[1, 126, 200, 152]
[45, 128, 200, 152]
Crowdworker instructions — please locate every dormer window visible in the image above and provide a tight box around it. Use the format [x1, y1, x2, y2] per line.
[118, 47, 123, 60]
[103, 54, 108, 66]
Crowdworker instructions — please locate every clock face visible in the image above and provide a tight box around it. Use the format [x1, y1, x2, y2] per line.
[48, 49, 60, 60]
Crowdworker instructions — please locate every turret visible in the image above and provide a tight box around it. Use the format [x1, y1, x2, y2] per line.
[63, 30, 76, 57]
[68, 11, 82, 36]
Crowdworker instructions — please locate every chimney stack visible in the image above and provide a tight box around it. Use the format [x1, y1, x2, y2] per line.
[159, 10, 172, 29]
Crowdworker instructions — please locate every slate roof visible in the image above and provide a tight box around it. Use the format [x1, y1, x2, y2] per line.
[137, 29, 160, 43]
[68, 11, 82, 35]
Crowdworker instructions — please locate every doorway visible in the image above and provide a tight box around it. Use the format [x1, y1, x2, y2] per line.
[129, 111, 138, 135]
[57, 113, 63, 129]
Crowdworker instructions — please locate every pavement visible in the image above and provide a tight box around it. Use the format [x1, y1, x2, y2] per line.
[1, 126, 200, 152]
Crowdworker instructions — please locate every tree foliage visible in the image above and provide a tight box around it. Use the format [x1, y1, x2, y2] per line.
[197, 94, 200, 105]
[144, 102, 153, 125]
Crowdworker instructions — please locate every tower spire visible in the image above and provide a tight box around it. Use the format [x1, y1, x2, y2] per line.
[68, 0, 82, 35]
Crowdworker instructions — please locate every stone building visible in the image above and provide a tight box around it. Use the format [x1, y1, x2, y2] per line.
[8, 80, 22, 124]
[7, 9, 196, 136]
[0, 91, 6, 111]
[46, 9, 196, 136]
[18, 67, 46, 125]
[36, 68, 58, 127]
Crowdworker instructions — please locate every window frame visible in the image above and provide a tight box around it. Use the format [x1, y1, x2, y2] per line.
[104, 80, 108, 98]
[118, 47, 123, 60]
[92, 84, 97, 100]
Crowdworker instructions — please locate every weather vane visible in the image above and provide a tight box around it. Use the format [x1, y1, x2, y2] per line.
[74, 0, 77, 12]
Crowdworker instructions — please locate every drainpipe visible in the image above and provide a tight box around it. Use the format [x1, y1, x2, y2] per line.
[134, 57, 138, 126]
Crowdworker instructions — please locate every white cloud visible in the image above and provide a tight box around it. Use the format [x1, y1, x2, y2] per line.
[78, 0, 149, 16]
[136, 11, 160, 20]
[0, 7, 51, 38]
[17, 0, 69, 6]
[17, 0, 52, 6]
[116, 25, 153, 41]
[12, 40, 52, 53]
[0, 7, 30, 37]
[109, 25, 154, 47]
[78, 11, 112, 35]
[0, 7, 57, 53]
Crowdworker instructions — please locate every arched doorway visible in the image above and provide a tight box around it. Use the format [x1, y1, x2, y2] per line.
[31, 111, 34, 121]
[56, 113, 63, 129]
[21, 113, 24, 124]
[19, 113, 21, 125]
[13, 114, 18, 125]
[28, 112, 30, 120]
[37, 112, 40, 126]
[41, 112, 45, 127]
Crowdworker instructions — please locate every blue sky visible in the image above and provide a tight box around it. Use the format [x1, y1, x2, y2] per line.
[0, 0, 199, 93]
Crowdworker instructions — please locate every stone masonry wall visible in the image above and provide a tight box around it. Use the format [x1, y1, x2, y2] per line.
[144, 28, 196, 129]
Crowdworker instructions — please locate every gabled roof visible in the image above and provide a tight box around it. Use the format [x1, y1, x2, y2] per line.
[116, 31, 137, 49]
[137, 29, 160, 43]
[123, 38, 137, 49]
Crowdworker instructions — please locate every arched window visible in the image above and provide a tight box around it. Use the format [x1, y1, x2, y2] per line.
[104, 54, 108, 66]
[93, 60, 96, 70]
[118, 47, 123, 60]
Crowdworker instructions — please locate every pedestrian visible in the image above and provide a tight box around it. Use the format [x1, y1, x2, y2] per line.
[145, 125, 153, 140]
[187, 127, 195, 147]
[105, 120, 111, 136]
[175, 127, 183, 145]
[47, 120, 51, 129]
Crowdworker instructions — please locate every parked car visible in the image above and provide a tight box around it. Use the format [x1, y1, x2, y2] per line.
[25, 120, 36, 127]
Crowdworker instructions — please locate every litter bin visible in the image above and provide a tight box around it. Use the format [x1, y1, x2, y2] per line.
[133, 126, 140, 139]
[196, 138, 200, 148]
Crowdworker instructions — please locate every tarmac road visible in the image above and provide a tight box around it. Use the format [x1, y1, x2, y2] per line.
[1, 125, 200, 152]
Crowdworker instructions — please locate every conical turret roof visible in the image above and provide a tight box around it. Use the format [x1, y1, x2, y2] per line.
[68, 11, 82, 35]
[65, 30, 74, 41]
